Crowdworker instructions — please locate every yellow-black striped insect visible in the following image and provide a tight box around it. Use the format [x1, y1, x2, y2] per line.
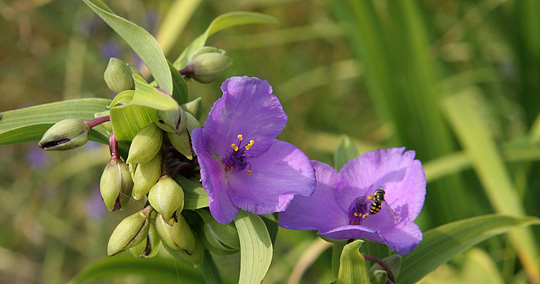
[368, 188, 386, 215]
[363, 187, 397, 221]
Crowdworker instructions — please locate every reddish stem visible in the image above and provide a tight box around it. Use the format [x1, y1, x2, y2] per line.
[363, 254, 396, 284]
[87, 116, 111, 128]
[109, 131, 119, 160]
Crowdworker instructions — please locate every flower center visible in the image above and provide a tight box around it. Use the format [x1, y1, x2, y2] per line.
[347, 189, 385, 225]
[222, 134, 254, 175]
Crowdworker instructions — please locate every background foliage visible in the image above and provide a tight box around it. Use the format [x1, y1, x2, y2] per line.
[1, 0, 539, 283]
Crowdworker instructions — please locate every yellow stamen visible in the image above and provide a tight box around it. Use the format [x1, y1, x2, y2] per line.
[245, 140, 255, 150]
[231, 143, 239, 151]
[362, 214, 369, 219]
[226, 166, 234, 171]
[237, 134, 243, 141]
[354, 212, 360, 217]
[247, 170, 252, 175]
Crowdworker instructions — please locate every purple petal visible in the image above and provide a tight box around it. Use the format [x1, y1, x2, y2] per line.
[280, 161, 348, 231]
[379, 221, 422, 255]
[192, 128, 239, 224]
[319, 225, 385, 244]
[202, 76, 287, 157]
[336, 148, 426, 221]
[227, 140, 315, 215]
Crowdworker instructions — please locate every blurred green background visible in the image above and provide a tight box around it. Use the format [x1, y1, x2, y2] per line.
[1, 0, 540, 283]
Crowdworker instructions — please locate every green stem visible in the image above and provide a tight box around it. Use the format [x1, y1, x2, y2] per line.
[200, 252, 224, 284]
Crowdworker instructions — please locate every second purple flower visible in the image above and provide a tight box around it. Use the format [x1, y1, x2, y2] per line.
[191, 76, 316, 224]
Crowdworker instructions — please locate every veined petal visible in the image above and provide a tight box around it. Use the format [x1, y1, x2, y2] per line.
[202, 76, 287, 157]
[192, 128, 238, 224]
[336, 148, 426, 221]
[379, 221, 422, 255]
[227, 140, 315, 215]
[280, 161, 347, 232]
[319, 225, 385, 244]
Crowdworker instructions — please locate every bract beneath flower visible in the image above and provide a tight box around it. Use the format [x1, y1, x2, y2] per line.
[192, 76, 316, 224]
[279, 147, 426, 255]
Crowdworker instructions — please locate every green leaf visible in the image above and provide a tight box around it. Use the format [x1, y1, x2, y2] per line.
[68, 255, 204, 284]
[173, 12, 279, 69]
[130, 75, 179, 111]
[108, 90, 134, 107]
[234, 211, 273, 284]
[175, 176, 209, 209]
[259, 213, 279, 246]
[334, 135, 360, 171]
[441, 89, 540, 279]
[169, 61, 189, 104]
[109, 104, 156, 142]
[337, 239, 371, 284]
[200, 253, 225, 284]
[0, 98, 110, 145]
[83, 0, 173, 94]
[398, 214, 540, 284]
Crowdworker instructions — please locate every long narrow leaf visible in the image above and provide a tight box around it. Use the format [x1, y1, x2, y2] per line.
[442, 89, 540, 282]
[0, 98, 110, 145]
[173, 12, 279, 69]
[68, 255, 204, 284]
[399, 214, 540, 284]
[83, 0, 173, 94]
[234, 211, 273, 284]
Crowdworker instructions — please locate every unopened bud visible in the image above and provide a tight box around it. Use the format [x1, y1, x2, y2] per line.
[167, 130, 192, 160]
[38, 119, 90, 151]
[132, 153, 162, 200]
[100, 157, 133, 211]
[107, 207, 151, 256]
[181, 98, 202, 120]
[130, 221, 161, 258]
[156, 106, 186, 134]
[104, 58, 135, 93]
[198, 210, 240, 253]
[148, 176, 184, 221]
[186, 47, 232, 83]
[154, 214, 195, 254]
[126, 123, 163, 164]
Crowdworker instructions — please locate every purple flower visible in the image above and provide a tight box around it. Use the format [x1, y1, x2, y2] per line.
[191, 76, 316, 224]
[279, 148, 426, 254]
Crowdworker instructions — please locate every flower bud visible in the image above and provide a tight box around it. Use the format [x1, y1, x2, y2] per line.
[181, 97, 202, 120]
[154, 214, 195, 254]
[104, 58, 135, 93]
[107, 207, 151, 256]
[198, 210, 240, 253]
[130, 221, 161, 258]
[38, 119, 90, 151]
[167, 130, 192, 160]
[187, 47, 232, 83]
[156, 106, 186, 134]
[148, 176, 184, 221]
[126, 123, 163, 164]
[132, 153, 162, 200]
[100, 157, 133, 211]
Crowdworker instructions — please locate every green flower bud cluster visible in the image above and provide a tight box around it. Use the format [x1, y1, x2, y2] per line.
[102, 97, 205, 261]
